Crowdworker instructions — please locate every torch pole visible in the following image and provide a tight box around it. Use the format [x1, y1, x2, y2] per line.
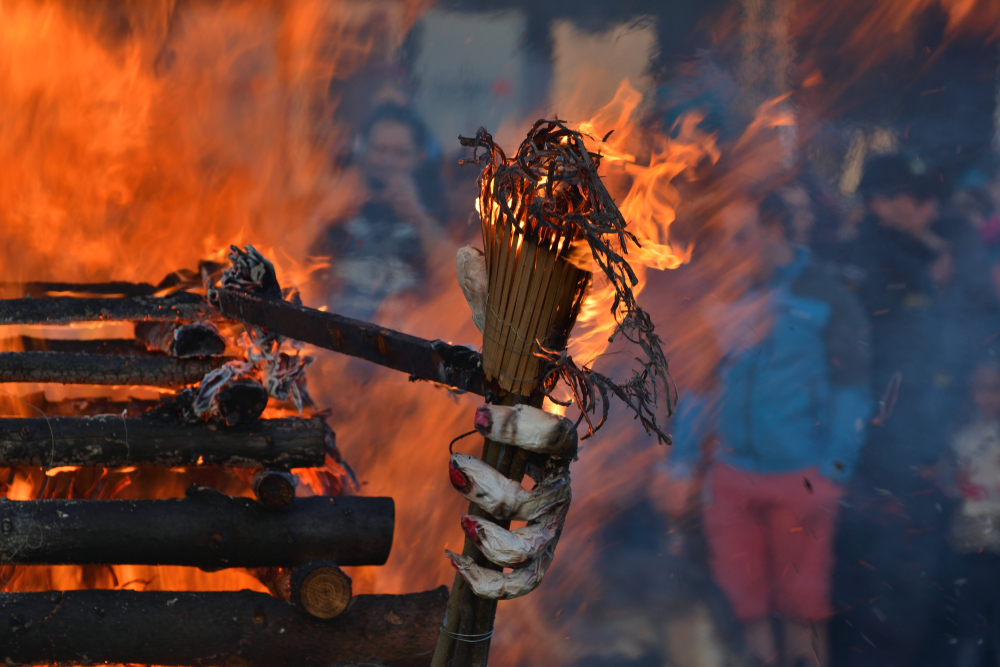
[430, 390, 541, 667]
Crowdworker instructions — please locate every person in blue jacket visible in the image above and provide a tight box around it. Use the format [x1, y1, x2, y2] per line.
[655, 193, 872, 667]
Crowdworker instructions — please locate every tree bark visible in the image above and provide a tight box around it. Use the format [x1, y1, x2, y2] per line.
[0, 351, 226, 386]
[0, 587, 447, 667]
[0, 491, 393, 568]
[0, 416, 326, 468]
[0, 293, 217, 324]
[216, 288, 488, 396]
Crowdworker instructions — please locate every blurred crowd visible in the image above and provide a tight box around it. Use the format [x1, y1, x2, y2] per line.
[311, 48, 1000, 667]
[653, 153, 1000, 667]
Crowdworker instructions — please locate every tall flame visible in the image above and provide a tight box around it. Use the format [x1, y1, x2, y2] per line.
[566, 80, 719, 371]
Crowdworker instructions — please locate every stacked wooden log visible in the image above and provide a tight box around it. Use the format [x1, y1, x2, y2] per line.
[0, 279, 455, 666]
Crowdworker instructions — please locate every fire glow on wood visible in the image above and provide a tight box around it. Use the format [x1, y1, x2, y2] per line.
[0, 246, 457, 666]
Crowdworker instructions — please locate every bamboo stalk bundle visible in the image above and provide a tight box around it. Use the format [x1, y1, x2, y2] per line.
[475, 125, 594, 396]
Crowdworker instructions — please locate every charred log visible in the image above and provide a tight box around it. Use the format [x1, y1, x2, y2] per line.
[290, 559, 353, 619]
[0, 281, 159, 298]
[0, 491, 393, 568]
[0, 587, 446, 667]
[0, 292, 217, 324]
[0, 416, 326, 468]
[0, 337, 151, 355]
[253, 469, 298, 509]
[9, 391, 163, 418]
[216, 288, 488, 396]
[214, 378, 269, 425]
[0, 351, 226, 386]
[254, 560, 353, 618]
[134, 321, 228, 357]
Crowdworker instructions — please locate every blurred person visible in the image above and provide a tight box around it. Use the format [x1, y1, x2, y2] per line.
[652, 193, 873, 667]
[313, 103, 448, 322]
[778, 174, 845, 261]
[935, 360, 1000, 667]
[830, 154, 958, 667]
[845, 153, 952, 479]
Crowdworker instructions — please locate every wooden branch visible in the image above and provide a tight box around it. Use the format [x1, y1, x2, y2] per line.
[0, 292, 217, 324]
[0, 587, 447, 666]
[0, 491, 393, 568]
[0, 351, 226, 386]
[216, 288, 488, 396]
[0, 416, 326, 468]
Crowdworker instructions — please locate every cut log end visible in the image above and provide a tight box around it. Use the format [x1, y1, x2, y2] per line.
[252, 469, 297, 510]
[291, 559, 352, 619]
[217, 379, 269, 426]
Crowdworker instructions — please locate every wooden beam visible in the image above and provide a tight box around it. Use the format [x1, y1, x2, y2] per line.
[0, 416, 326, 468]
[0, 587, 447, 666]
[0, 491, 393, 568]
[216, 288, 488, 396]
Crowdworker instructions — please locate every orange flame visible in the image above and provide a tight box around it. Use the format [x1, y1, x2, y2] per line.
[565, 79, 719, 372]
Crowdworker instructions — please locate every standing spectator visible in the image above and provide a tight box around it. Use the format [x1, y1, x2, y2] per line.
[939, 360, 1000, 667]
[313, 103, 447, 322]
[831, 154, 954, 667]
[653, 193, 872, 667]
[845, 154, 952, 478]
[777, 173, 845, 262]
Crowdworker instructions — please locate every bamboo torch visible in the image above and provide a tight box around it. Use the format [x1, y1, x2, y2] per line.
[432, 121, 598, 667]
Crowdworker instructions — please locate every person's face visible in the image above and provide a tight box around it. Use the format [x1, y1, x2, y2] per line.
[780, 184, 815, 246]
[362, 120, 419, 182]
[870, 194, 939, 237]
[720, 201, 787, 283]
[973, 366, 1000, 421]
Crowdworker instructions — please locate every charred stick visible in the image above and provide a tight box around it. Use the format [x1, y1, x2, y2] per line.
[134, 321, 228, 357]
[0, 491, 393, 568]
[0, 351, 226, 386]
[215, 288, 488, 396]
[0, 293, 217, 325]
[0, 281, 159, 298]
[0, 416, 326, 468]
[0, 587, 447, 667]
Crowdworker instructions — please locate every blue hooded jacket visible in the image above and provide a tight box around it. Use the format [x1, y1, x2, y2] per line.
[669, 249, 873, 483]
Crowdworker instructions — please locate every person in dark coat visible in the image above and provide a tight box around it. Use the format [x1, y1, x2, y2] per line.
[831, 154, 956, 667]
